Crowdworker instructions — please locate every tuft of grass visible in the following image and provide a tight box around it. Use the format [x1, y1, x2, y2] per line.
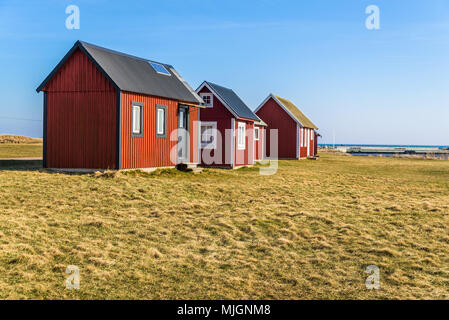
[0, 152, 449, 299]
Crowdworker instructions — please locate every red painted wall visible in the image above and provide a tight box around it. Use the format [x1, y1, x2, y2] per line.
[121, 91, 199, 169]
[254, 126, 264, 161]
[198, 87, 254, 167]
[256, 97, 297, 159]
[299, 127, 316, 158]
[234, 120, 254, 166]
[198, 87, 233, 167]
[299, 127, 307, 159]
[43, 49, 117, 169]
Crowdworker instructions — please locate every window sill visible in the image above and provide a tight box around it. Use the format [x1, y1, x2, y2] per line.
[132, 133, 144, 138]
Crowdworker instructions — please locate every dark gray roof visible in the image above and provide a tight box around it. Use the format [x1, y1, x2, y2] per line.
[37, 41, 202, 104]
[201, 82, 259, 121]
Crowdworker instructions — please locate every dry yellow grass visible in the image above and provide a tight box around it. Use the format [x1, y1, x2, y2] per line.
[0, 135, 42, 159]
[0, 135, 42, 144]
[0, 153, 449, 299]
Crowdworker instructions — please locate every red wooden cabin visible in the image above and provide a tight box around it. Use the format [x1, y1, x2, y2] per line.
[196, 81, 263, 168]
[36, 41, 203, 170]
[255, 94, 318, 159]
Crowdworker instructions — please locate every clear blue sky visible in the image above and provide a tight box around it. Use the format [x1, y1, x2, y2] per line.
[1, 0, 448, 145]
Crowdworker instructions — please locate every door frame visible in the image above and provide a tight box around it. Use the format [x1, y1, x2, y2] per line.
[177, 104, 189, 164]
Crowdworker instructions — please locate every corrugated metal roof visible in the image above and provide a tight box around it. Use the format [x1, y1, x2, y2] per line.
[275, 95, 318, 129]
[204, 82, 259, 121]
[37, 41, 202, 104]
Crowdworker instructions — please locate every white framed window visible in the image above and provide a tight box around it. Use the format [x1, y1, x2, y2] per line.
[200, 122, 217, 149]
[300, 128, 304, 147]
[200, 93, 213, 107]
[237, 122, 246, 150]
[254, 127, 260, 141]
[131, 102, 143, 137]
[156, 105, 166, 138]
[311, 130, 314, 140]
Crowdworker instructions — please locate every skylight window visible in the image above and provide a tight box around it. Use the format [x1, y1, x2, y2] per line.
[149, 62, 171, 76]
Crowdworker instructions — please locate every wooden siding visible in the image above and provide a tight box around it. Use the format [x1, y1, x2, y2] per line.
[234, 120, 254, 166]
[43, 49, 117, 169]
[198, 87, 254, 167]
[254, 125, 264, 161]
[256, 97, 297, 159]
[299, 127, 316, 158]
[121, 91, 199, 168]
[198, 87, 234, 167]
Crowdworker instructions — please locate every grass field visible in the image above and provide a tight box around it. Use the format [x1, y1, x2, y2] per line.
[0, 135, 42, 159]
[1, 152, 449, 299]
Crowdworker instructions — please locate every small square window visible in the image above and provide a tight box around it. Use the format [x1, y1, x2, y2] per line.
[200, 93, 213, 107]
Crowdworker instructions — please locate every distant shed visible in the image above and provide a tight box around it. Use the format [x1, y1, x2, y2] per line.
[255, 94, 318, 159]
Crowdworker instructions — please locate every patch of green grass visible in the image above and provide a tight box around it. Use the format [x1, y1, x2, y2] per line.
[0, 152, 449, 299]
[0, 144, 42, 159]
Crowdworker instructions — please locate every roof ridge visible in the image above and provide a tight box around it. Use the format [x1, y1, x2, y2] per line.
[38, 40, 202, 104]
[273, 94, 318, 129]
[205, 81, 237, 110]
[201, 81, 259, 121]
[78, 40, 173, 68]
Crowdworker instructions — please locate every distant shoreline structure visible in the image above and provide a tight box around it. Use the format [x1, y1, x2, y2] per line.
[319, 144, 449, 159]
[319, 144, 449, 149]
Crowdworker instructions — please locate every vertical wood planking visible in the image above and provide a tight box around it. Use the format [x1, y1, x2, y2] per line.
[44, 49, 116, 169]
[256, 97, 298, 159]
[121, 91, 201, 169]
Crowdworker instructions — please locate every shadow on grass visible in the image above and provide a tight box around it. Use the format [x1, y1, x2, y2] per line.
[0, 159, 43, 171]
[0, 160, 203, 178]
[0, 160, 96, 176]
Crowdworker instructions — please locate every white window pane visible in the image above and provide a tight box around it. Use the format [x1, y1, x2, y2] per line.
[238, 123, 245, 149]
[132, 106, 141, 134]
[157, 108, 165, 135]
[179, 110, 184, 128]
[201, 125, 213, 143]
